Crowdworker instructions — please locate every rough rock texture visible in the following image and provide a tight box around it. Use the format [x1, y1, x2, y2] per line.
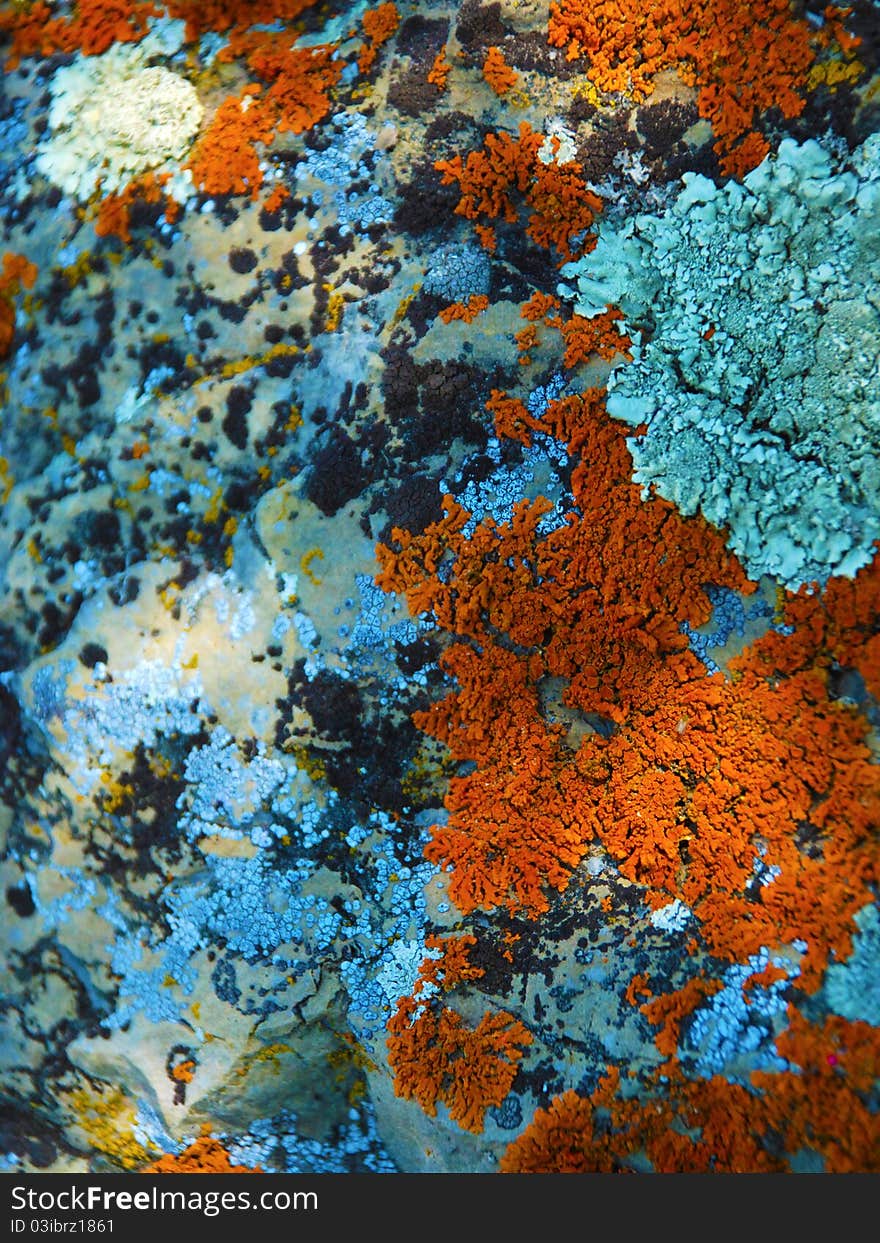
[0, 0, 878, 1175]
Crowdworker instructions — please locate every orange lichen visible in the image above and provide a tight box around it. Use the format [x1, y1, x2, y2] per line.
[413, 934, 486, 995]
[163, 0, 320, 42]
[474, 223, 497, 253]
[502, 1010, 880, 1172]
[483, 46, 518, 95]
[747, 549, 880, 701]
[95, 172, 178, 244]
[485, 389, 544, 446]
[516, 293, 631, 368]
[546, 0, 860, 177]
[358, 2, 400, 74]
[0, 251, 37, 359]
[142, 1128, 261, 1174]
[263, 183, 290, 214]
[219, 32, 342, 136]
[637, 977, 724, 1060]
[428, 47, 451, 90]
[186, 90, 275, 199]
[438, 294, 489, 324]
[377, 372, 880, 982]
[436, 123, 602, 263]
[499, 1088, 617, 1173]
[555, 308, 632, 368]
[520, 290, 561, 321]
[378, 387, 755, 917]
[387, 995, 531, 1133]
[185, 31, 341, 200]
[515, 323, 539, 364]
[743, 963, 789, 992]
[0, 0, 160, 67]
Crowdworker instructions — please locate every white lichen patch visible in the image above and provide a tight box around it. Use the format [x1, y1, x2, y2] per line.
[37, 44, 203, 201]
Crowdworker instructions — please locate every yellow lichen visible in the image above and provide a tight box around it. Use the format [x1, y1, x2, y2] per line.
[69, 1086, 156, 1170]
[300, 546, 324, 585]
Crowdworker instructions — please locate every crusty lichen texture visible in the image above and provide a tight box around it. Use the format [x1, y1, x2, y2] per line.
[0, 0, 878, 1180]
[37, 36, 202, 200]
[563, 134, 880, 588]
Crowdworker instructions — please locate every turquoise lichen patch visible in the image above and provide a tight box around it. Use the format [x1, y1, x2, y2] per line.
[562, 135, 880, 589]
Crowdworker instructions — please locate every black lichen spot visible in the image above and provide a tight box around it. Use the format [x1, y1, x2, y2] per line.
[222, 385, 251, 450]
[304, 425, 366, 515]
[636, 99, 699, 156]
[215, 299, 247, 324]
[228, 246, 258, 274]
[109, 575, 139, 606]
[301, 669, 364, 740]
[395, 159, 461, 235]
[379, 473, 444, 543]
[456, 0, 506, 50]
[387, 68, 441, 117]
[78, 642, 108, 668]
[38, 595, 83, 651]
[212, 958, 241, 1006]
[489, 1094, 523, 1130]
[506, 31, 580, 78]
[73, 508, 120, 552]
[397, 14, 449, 56]
[393, 634, 440, 677]
[7, 883, 35, 918]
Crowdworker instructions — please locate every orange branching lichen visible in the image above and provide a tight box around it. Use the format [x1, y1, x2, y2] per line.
[358, 2, 400, 74]
[547, 0, 859, 177]
[413, 934, 486, 995]
[0, 0, 160, 67]
[387, 995, 532, 1133]
[483, 46, 518, 95]
[142, 1128, 261, 1174]
[515, 323, 539, 364]
[378, 389, 752, 916]
[517, 293, 631, 368]
[438, 294, 489, 324]
[499, 1088, 617, 1173]
[219, 33, 342, 136]
[748, 549, 880, 700]
[186, 31, 341, 199]
[263, 184, 290, 214]
[377, 376, 880, 977]
[485, 389, 544, 446]
[637, 977, 724, 1060]
[95, 172, 178, 245]
[520, 290, 561, 321]
[0, 251, 37, 359]
[186, 90, 276, 199]
[474, 223, 497, 253]
[743, 963, 789, 992]
[436, 123, 602, 263]
[163, 0, 320, 43]
[503, 1011, 880, 1172]
[428, 46, 451, 90]
[555, 308, 632, 368]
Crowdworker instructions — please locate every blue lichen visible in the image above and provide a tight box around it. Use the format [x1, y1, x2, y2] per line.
[561, 135, 880, 588]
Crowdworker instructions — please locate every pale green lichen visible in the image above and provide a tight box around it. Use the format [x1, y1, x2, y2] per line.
[560, 135, 880, 588]
[37, 35, 203, 202]
[824, 904, 880, 1027]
